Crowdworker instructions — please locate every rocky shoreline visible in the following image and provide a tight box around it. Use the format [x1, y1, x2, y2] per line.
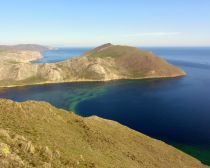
[0, 44, 186, 88]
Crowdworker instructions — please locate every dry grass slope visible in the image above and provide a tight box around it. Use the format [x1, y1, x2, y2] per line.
[0, 44, 185, 87]
[0, 99, 207, 168]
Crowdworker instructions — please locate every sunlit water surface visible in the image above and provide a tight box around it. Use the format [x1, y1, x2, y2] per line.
[1, 47, 210, 165]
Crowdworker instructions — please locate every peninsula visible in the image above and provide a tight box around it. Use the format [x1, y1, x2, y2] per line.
[0, 44, 51, 63]
[0, 43, 185, 87]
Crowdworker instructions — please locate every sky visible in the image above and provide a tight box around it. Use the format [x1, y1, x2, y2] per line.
[0, 0, 210, 47]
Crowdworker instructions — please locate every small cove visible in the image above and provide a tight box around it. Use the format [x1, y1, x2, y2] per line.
[1, 47, 210, 165]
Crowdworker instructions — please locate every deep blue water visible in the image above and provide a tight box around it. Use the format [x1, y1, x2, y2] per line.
[1, 47, 210, 165]
[32, 48, 90, 64]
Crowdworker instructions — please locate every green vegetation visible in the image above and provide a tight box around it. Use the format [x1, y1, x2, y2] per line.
[0, 43, 186, 88]
[173, 143, 210, 166]
[0, 99, 207, 168]
[0, 51, 9, 56]
[87, 45, 148, 58]
[0, 76, 45, 87]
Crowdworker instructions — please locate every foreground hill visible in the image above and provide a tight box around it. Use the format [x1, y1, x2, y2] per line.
[0, 43, 185, 87]
[0, 99, 207, 168]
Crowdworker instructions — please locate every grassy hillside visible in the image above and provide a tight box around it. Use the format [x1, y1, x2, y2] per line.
[85, 43, 148, 58]
[0, 99, 207, 168]
[0, 44, 186, 87]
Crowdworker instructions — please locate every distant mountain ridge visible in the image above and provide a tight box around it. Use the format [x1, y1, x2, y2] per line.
[0, 43, 186, 87]
[0, 44, 52, 52]
[0, 44, 53, 64]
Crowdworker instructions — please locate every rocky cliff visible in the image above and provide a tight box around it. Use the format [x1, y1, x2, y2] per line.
[0, 44, 54, 64]
[0, 43, 186, 87]
[0, 99, 207, 168]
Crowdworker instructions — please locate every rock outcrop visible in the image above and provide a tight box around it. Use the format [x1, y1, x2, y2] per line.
[0, 128, 61, 168]
[0, 51, 42, 63]
[0, 99, 207, 168]
[0, 43, 186, 87]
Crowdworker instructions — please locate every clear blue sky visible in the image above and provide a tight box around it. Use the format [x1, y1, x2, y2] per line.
[0, 0, 210, 47]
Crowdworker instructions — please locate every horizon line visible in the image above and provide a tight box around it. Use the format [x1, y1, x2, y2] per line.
[1, 43, 210, 48]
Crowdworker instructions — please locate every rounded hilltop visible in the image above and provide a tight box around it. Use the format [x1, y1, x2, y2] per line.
[0, 43, 186, 87]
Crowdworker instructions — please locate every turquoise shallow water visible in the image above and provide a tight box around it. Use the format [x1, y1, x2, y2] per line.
[1, 47, 210, 165]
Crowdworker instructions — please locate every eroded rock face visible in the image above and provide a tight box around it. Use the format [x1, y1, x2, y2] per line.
[0, 51, 42, 63]
[37, 64, 63, 81]
[0, 99, 207, 168]
[0, 44, 186, 87]
[0, 129, 61, 168]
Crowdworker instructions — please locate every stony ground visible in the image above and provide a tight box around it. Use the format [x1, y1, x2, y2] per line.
[0, 44, 185, 87]
[0, 99, 207, 168]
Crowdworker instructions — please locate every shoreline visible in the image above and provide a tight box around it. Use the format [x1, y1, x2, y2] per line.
[0, 98, 207, 167]
[0, 45, 186, 89]
[0, 73, 186, 89]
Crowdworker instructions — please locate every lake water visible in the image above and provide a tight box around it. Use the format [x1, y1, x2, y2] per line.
[1, 47, 210, 165]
